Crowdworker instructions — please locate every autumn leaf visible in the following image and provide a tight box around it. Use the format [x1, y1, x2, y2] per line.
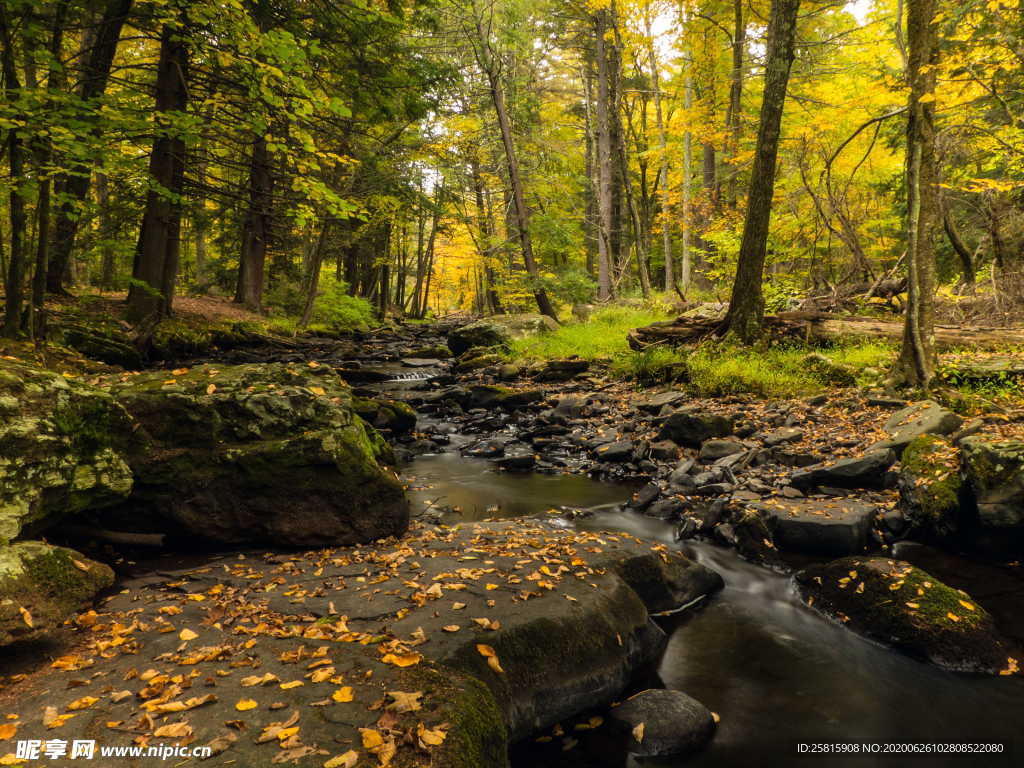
[0, 723, 16, 742]
[476, 644, 504, 674]
[958, 600, 975, 611]
[153, 722, 192, 739]
[280, 680, 305, 690]
[380, 652, 422, 668]
[179, 628, 199, 642]
[67, 696, 99, 711]
[235, 699, 258, 711]
[332, 687, 354, 703]
[323, 751, 359, 768]
[206, 384, 217, 395]
[386, 691, 423, 713]
[18, 607, 32, 629]
[442, 625, 460, 632]
[42, 708, 75, 729]
[360, 728, 384, 749]
[416, 722, 448, 748]
[241, 673, 279, 687]
[632, 722, 644, 743]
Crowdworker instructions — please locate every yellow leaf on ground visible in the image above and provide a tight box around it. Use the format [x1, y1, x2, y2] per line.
[947, 612, 961, 622]
[442, 625, 460, 632]
[241, 673, 279, 687]
[332, 687, 354, 703]
[280, 680, 305, 690]
[179, 628, 199, 642]
[380, 652, 421, 668]
[416, 722, 447, 747]
[153, 722, 192, 739]
[18, 608, 32, 629]
[0, 754, 25, 766]
[632, 723, 644, 743]
[235, 699, 258, 711]
[958, 600, 975, 611]
[360, 729, 383, 749]
[309, 386, 326, 396]
[323, 751, 359, 768]
[67, 697, 98, 711]
[42, 708, 75, 729]
[385, 691, 422, 713]
[0, 723, 16, 741]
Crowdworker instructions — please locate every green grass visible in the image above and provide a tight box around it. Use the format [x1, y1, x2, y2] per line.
[507, 306, 674, 363]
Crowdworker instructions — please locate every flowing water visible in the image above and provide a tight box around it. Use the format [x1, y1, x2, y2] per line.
[404, 451, 1024, 768]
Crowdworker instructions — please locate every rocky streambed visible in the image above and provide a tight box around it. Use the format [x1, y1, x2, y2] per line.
[2, 316, 1023, 767]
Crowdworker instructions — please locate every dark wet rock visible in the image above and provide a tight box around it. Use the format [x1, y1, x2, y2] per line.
[497, 363, 521, 381]
[533, 358, 589, 382]
[698, 438, 745, 460]
[108, 363, 409, 548]
[406, 344, 451, 359]
[595, 441, 635, 463]
[866, 395, 908, 408]
[447, 314, 557, 355]
[763, 427, 804, 446]
[629, 483, 661, 510]
[607, 689, 715, 757]
[495, 454, 536, 471]
[50, 319, 144, 369]
[637, 390, 687, 414]
[754, 497, 876, 556]
[649, 440, 681, 461]
[960, 436, 1024, 535]
[898, 435, 963, 539]
[869, 400, 963, 457]
[696, 482, 734, 496]
[658, 410, 733, 447]
[0, 359, 134, 545]
[454, 352, 504, 373]
[467, 385, 544, 411]
[553, 395, 587, 420]
[795, 557, 1018, 673]
[645, 498, 685, 520]
[401, 357, 443, 367]
[464, 439, 507, 458]
[351, 395, 418, 436]
[0, 541, 114, 646]
[790, 449, 896, 491]
[772, 449, 821, 468]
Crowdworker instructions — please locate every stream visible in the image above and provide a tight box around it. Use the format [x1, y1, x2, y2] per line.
[405, 446, 1024, 767]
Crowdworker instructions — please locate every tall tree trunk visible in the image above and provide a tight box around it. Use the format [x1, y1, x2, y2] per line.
[474, 16, 558, 321]
[1, 3, 26, 338]
[724, 0, 746, 206]
[723, 0, 801, 342]
[235, 135, 272, 310]
[594, 9, 614, 301]
[941, 204, 975, 292]
[583, 66, 598, 279]
[897, 0, 938, 386]
[96, 173, 117, 289]
[298, 222, 329, 328]
[46, 0, 132, 294]
[471, 158, 504, 314]
[681, 63, 694, 293]
[644, 5, 673, 293]
[126, 22, 188, 323]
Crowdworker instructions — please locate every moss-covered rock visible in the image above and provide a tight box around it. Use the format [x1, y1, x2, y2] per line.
[898, 435, 963, 539]
[107, 363, 408, 547]
[0, 359, 134, 545]
[795, 557, 1018, 673]
[801, 352, 857, 386]
[352, 396, 418, 436]
[0, 541, 114, 646]
[453, 352, 503, 373]
[960, 436, 1024, 535]
[448, 313, 558, 356]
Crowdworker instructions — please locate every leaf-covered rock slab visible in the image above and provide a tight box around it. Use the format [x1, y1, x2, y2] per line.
[795, 556, 1019, 674]
[0, 522, 722, 766]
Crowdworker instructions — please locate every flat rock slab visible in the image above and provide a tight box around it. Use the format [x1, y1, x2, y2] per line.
[868, 400, 962, 456]
[754, 498, 878, 556]
[607, 688, 715, 757]
[0, 522, 722, 766]
[400, 358, 444, 368]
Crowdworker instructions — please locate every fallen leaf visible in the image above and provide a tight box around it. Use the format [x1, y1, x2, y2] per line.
[385, 691, 423, 713]
[360, 729, 384, 749]
[958, 600, 975, 611]
[235, 699, 258, 712]
[0, 723, 16, 741]
[67, 696, 99, 711]
[280, 680, 305, 690]
[179, 628, 199, 642]
[153, 722, 192, 739]
[380, 652, 421, 668]
[42, 708, 75, 729]
[18, 607, 32, 629]
[442, 625, 460, 632]
[416, 722, 447, 748]
[632, 723, 644, 743]
[323, 751, 359, 768]
[241, 673, 279, 687]
[332, 687, 354, 703]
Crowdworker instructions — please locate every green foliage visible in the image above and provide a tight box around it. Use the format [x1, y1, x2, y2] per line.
[507, 306, 673, 363]
[539, 266, 596, 306]
[311, 280, 375, 332]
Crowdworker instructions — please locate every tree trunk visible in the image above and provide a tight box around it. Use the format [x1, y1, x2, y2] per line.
[471, 159, 504, 314]
[942, 205, 975, 291]
[897, 0, 938, 387]
[583, 67, 598, 278]
[1, 4, 26, 338]
[594, 9, 614, 301]
[645, 6, 674, 293]
[96, 173, 117, 289]
[681, 51, 694, 293]
[723, 0, 801, 342]
[126, 22, 188, 324]
[235, 134, 273, 310]
[475, 17, 557, 321]
[46, 0, 132, 294]
[724, 0, 746, 206]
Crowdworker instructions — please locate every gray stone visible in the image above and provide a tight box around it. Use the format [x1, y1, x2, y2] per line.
[755, 498, 877, 556]
[608, 689, 715, 757]
[650, 440, 681, 461]
[961, 436, 1024, 531]
[764, 427, 804, 446]
[594, 440, 635, 463]
[659, 410, 733, 447]
[638, 390, 687, 413]
[868, 400, 963, 456]
[699, 438, 745, 460]
[790, 449, 896, 491]
[645, 498, 685, 520]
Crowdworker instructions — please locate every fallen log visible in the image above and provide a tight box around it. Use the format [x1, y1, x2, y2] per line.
[627, 311, 1024, 351]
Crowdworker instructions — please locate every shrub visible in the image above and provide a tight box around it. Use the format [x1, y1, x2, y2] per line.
[312, 280, 375, 332]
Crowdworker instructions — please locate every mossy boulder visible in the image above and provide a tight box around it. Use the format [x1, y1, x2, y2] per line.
[447, 313, 558, 356]
[960, 436, 1024, 535]
[795, 557, 1018, 673]
[0, 541, 114, 646]
[454, 352, 504, 373]
[48, 316, 143, 369]
[352, 396, 418, 436]
[801, 352, 856, 386]
[898, 435, 963, 539]
[108, 363, 408, 547]
[0, 359, 134, 545]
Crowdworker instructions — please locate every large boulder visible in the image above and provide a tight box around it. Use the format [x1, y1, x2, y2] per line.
[0, 359, 133, 545]
[352, 395, 418, 436]
[898, 435, 963, 539]
[960, 436, 1024, 534]
[658, 410, 733, 447]
[1, 522, 723, 766]
[795, 557, 1018, 673]
[755, 498, 876, 556]
[869, 400, 963, 457]
[108, 363, 408, 548]
[447, 313, 558, 355]
[0, 541, 114, 646]
[607, 689, 715, 757]
[789, 449, 895, 491]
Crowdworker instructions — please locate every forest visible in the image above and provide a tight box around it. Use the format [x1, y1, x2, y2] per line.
[1, 0, 1023, 767]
